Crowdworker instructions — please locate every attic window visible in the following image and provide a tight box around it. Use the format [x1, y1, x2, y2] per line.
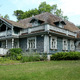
[30, 18, 44, 27]
[32, 20, 38, 27]
[54, 21, 66, 28]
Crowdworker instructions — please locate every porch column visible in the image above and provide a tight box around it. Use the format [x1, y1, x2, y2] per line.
[12, 38, 14, 48]
[6, 40, 7, 48]
[6, 26, 8, 37]
[44, 35, 49, 53]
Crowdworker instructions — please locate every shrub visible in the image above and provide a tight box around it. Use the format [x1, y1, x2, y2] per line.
[16, 54, 22, 60]
[40, 53, 47, 61]
[9, 48, 22, 60]
[21, 52, 41, 63]
[51, 52, 80, 60]
[0, 57, 10, 63]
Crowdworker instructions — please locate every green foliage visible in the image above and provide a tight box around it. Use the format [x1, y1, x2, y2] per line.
[21, 52, 41, 63]
[0, 14, 3, 18]
[21, 52, 48, 63]
[0, 14, 10, 19]
[0, 57, 9, 62]
[0, 61, 80, 80]
[0, 57, 12, 63]
[9, 48, 22, 60]
[76, 25, 80, 29]
[40, 53, 47, 61]
[16, 54, 22, 60]
[38, 2, 54, 13]
[51, 52, 80, 60]
[4, 14, 9, 19]
[14, 1, 68, 21]
[13, 10, 24, 20]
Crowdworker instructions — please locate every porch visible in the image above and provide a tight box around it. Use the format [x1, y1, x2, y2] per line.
[0, 38, 19, 56]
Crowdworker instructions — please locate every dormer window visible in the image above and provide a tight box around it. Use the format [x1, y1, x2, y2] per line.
[59, 22, 63, 28]
[32, 20, 38, 27]
[54, 21, 66, 28]
[30, 18, 44, 27]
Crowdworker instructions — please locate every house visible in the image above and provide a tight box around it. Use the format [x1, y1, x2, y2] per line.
[0, 12, 80, 56]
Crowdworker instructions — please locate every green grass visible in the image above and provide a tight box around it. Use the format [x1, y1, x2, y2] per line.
[0, 57, 20, 65]
[0, 61, 80, 80]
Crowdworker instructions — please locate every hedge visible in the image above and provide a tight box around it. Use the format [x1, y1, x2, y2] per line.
[51, 52, 80, 60]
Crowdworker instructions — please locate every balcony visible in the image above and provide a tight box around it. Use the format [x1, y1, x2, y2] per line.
[49, 25, 77, 38]
[20, 24, 77, 38]
[0, 30, 12, 38]
[20, 25, 45, 35]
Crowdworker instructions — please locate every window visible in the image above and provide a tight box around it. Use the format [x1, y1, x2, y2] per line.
[27, 37, 36, 49]
[2, 41, 6, 48]
[54, 21, 66, 28]
[50, 36, 57, 49]
[63, 39, 68, 50]
[70, 40, 75, 51]
[59, 23, 64, 28]
[32, 21, 38, 27]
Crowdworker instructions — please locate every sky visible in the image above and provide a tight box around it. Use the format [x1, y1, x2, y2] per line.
[0, 0, 80, 25]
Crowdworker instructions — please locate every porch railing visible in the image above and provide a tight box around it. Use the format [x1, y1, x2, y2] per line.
[0, 30, 12, 37]
[0, 48, 9, 56]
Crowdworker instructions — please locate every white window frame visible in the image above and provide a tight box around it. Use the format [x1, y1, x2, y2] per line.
[50, 36, 57, 49]
[63, 39, 68, 50]
[27, 37, 36, 49]
[70, 40, 75, 51]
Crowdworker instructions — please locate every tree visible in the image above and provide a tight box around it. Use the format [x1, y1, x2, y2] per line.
[38, 2, 53, 13]
[76, 25, 80, 29]
[13, 10, 24, 20]
[4, 14, 9, 19]
[0, 14, 3, 18]
[0, 14, 10, 19]
[13, 1, 68, 21]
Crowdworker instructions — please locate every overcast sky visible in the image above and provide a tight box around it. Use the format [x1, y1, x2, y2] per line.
[0, 0, 80, 25]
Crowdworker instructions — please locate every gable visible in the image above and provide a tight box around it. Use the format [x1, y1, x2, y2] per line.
[0, 18, 12, 28]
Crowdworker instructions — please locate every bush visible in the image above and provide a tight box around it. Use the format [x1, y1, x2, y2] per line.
[21, 52, 41, 63]
[9, 48, 22, 60]
[40, 53, 47, 61]
[51, 52, 80, 60]
[0, 57, 10, 63]
[16, 54, 22, 60]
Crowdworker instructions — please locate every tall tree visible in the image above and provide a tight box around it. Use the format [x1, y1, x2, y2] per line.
[14, 1, 68, 21]
[76, 25, 80, 29]
[0, 14, 10, 19]
[38, 2, 53, 13]
[0, 14, 3, 18]
[4, 14, 9, 19]
[13, 10, 24, 20]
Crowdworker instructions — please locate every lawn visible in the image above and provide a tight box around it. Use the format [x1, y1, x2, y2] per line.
[0, 61, 80, 80]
